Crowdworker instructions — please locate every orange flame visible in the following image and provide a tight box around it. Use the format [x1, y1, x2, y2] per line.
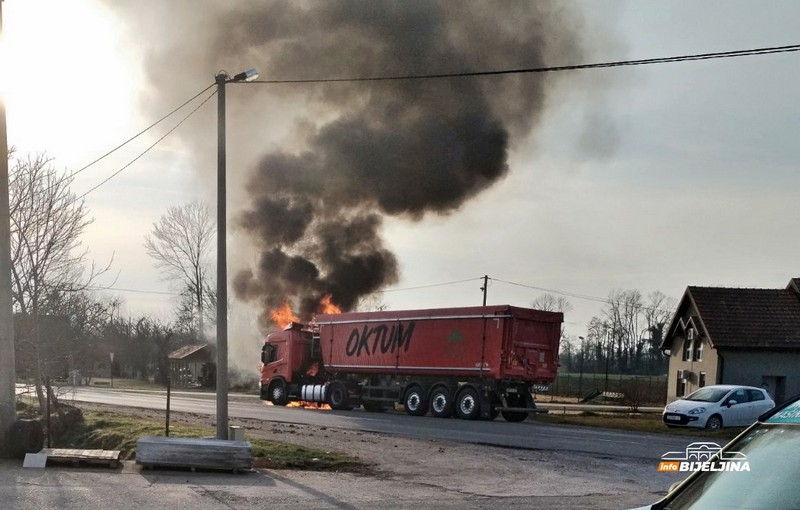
[318, 294, 342, 314]
[285, 401, 332, 410]
[270, 300, 301, 329]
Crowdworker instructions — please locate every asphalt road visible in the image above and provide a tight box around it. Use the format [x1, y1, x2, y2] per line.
[57, 386, 707, 462]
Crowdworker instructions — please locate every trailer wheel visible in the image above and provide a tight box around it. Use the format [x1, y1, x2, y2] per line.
[501, 410, 528, 422]
[484, 407, 500, 421]
[429, 386, 454, 418]
[403, 386, 429, 416]
[456, 387, 481, 420]
[269, 380, 289, 406]
[327, 381, 352, 411]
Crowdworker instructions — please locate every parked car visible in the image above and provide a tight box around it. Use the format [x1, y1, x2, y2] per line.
[662, 384, 775, 429]
[633, 394, 800, 509]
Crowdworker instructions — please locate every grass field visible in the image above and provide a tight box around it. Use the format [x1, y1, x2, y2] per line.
[56, 409, 368, 472]
[536, 411, 743, 441]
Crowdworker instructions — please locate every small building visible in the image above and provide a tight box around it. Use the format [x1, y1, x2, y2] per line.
[661, 278, 800, 404]
[168, 344, 214, 388]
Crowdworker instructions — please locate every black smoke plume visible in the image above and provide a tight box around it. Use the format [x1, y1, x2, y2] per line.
[102, 1, 584, 329]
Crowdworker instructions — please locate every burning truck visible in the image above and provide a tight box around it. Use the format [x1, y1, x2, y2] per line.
[259, 304, 562, 421]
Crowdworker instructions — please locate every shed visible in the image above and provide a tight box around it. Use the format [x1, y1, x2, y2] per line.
[168, 344, 214, 388]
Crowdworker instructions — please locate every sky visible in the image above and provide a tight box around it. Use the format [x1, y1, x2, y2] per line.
[3, 1, 800, 367]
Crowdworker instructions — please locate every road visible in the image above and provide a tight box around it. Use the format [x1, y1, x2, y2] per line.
[12, 384, 690, 509]
[55, 386, 705, 462]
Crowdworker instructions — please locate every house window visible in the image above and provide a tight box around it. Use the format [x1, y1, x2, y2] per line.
[693, 338, 703, 362]
[676, 372, 686, 397]
[699, 371, 706, 388]
[683, 337, 692, 362]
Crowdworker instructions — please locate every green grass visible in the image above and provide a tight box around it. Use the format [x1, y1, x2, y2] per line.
[536, 410, 743, 441]
[56, 409, 368, 473]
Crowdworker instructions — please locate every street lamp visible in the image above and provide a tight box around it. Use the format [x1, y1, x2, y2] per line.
[215, 67, 257, 440]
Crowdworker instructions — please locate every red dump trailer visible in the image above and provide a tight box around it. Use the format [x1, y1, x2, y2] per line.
[259, 305, 562, 421]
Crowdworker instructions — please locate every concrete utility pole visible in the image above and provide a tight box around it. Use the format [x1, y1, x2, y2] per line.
[214, 68, 257, 440]
[214, 72, 229, 441]
[0, 0, 19, 455]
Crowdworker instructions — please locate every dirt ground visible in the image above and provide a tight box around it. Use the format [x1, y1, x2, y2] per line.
[79, 403, 676, 509]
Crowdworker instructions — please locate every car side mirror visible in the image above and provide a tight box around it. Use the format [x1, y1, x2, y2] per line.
[726, 399, 737, 407]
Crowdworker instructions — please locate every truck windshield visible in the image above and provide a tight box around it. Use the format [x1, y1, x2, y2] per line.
[262, 344, 277, 364]
[662, 423, 800, 509]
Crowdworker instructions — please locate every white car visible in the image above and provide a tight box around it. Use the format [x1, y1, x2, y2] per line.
[662, 384, 775, 429]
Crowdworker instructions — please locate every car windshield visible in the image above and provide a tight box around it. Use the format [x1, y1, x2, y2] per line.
[685, 387, 730, 403]
[661, 423, 800, 509]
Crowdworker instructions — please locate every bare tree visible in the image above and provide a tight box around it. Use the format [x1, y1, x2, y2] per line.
[604, 289, 643, 372]
[531, 293, 573, 315]
[532, 293, 573, 367]
[643, 291, 676, 373]
[586, 288, 675, 375]
[144, 201, 215, 340]
[9, 152, 109, 411]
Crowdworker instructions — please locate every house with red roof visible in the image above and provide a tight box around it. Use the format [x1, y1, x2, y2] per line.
[661, 278, 800, 403]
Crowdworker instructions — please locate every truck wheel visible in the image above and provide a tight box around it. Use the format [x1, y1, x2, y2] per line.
[269, 380, 289, 406]
[362, 401, 386, 413]
[456, 387, 481, 420]
[429, 386, 454, 418]
[327, 381, 352, 411]
[404, 386, 429, 416]
[501, 410, 528, 422]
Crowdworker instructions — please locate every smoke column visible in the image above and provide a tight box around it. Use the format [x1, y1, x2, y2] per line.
[102, 0, 585, 331]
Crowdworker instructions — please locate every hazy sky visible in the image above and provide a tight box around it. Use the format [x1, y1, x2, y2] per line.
[3, 0, 799, 357]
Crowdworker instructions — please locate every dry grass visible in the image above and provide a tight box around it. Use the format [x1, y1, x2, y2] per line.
[55, 408, 368, 472]
[536, 410, 743, 441]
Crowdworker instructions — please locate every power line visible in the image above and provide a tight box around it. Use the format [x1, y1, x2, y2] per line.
[490, 277, 676, 315]
[76, 89, 217, 200]
[69, 84, 216, 179]
[86, 285, 180, 296]
[70, 43, 800, 199]
[374, 277, 482, 294]
[490, 277, 610, 304]
[249, 44, 800, 84]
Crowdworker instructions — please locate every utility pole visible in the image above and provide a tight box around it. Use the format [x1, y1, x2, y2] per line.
[215, 72, 229, 441]
[0, 0, 18, 456]
[480, 275, 488, 306]
[214, 67, 257, 441]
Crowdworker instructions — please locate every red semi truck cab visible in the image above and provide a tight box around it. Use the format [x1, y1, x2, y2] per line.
[260, 305, 562, 421]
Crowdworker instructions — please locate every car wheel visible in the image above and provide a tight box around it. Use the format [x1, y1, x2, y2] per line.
[706, 414, 723, 430]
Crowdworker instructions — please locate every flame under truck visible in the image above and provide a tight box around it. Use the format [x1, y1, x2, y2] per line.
[259, 305, 562, 421]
